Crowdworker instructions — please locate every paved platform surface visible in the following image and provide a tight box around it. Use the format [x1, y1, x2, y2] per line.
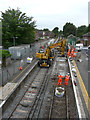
[68, 58, 86, 118]
[76, 50, 88, 96]
[0, 83, 18, 101]
[73, 57, 90, 118]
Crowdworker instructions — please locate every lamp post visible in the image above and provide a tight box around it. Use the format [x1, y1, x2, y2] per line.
[13, 36, 18, 74]
[0, 11, 2, 86]
[0, 60, 2, 86]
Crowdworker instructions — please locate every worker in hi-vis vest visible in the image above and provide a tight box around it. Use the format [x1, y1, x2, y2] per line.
[19, 66, 22, 70]
[71, 48, 74, 58]
[74, 48, 77, 58]
[57, 74, 64, 86]
[68, 49, 71, 58]
[65, 74, 70, 86]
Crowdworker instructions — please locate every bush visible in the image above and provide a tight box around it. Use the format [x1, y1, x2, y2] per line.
[45, 36, 47, 39]
[38, 38, 41, 41]
[0, 50, 11, 58]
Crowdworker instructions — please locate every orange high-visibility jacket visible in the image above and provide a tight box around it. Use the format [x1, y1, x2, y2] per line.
[57, 75, 64, 85]
[65, 75, 70, 86]
[57, 78, 62, 85]
[71, 49, 74, 58]
[58, 75, 63, 79]
[68, 49, 71, 57]
[65, 75, 70, 81]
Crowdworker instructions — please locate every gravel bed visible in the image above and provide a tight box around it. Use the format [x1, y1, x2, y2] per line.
[40, 56, 77, 119]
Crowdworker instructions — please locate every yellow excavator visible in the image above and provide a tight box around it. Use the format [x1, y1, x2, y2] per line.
[36, 39, 66, 67]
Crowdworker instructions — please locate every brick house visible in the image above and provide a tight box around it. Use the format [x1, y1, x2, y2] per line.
[48, 31, 54, 38]
[82, 32, 90, 46]
[35, 29, 54, 41]
[35, 29, 43, 41]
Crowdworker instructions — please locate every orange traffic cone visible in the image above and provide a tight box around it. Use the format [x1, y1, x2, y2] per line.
[19, 66, 22, 70]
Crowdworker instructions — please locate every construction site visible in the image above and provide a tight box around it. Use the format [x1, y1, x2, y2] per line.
[0, 38, 89, 119]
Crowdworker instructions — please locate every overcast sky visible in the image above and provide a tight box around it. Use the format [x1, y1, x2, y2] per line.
[0, 0, 89, 30]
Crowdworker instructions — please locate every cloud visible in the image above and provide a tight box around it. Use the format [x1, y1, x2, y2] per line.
[0, 0, 89, 30]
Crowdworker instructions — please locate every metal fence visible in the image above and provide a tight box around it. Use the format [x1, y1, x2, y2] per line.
[1, 45, 36, 86]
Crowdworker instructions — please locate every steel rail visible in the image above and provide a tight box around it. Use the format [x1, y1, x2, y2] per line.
[30, 68, 52, 118]
[7, 67, 41, 119]
[27, 68, 49, 118]
[7, 68, 48, 119]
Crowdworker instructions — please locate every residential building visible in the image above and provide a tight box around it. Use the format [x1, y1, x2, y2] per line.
[35, 29, 54, 41]
[82, 32, 90, 46]
[67, 34, 76, 46]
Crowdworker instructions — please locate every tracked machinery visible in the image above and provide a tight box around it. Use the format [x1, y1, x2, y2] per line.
[36, 39, 66, 67]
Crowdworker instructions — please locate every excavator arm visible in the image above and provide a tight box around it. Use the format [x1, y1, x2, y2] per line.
[36, 42, 62, 59]
[44, 42, 62, 59]
[36, 39, 66, 67]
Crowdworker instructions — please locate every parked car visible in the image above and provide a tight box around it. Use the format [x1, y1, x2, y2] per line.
[38, 49, 44, 53]
[75, 43, 83, 51]
[88, 45, 90, 49]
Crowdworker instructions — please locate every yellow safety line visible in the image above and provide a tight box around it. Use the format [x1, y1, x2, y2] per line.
[73, 60, 90, 114]
[73, 60, 90, 101]
[11, 64, 30, 83]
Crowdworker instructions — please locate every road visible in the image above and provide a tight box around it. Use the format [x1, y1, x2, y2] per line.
[74, 48, 90, 118]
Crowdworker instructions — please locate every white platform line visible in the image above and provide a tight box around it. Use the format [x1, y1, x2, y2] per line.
[68, 59, 82, 118]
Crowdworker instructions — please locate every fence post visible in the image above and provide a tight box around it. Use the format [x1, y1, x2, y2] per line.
[7, 69, 8, 80]
[2, 70, 3, 86]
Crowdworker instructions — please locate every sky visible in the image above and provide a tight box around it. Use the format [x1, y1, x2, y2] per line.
[0, 0, 89, 31]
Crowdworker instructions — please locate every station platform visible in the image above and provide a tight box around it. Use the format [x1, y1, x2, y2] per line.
[0, 83, 18, 102]
[0, 60, 38, 109]
[73, 60, 90, 118]
[68, 58, 89, 118]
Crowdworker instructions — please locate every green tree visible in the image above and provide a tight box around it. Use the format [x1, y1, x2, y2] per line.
[43, 28, 50, 31]
[52, 27, 59, 37]
[77, 25, 87, 38]
[1, 8, 36, 48]
[87, 24, 90, 32]
[59, 30, 63, 36]
[63, 22, 76, 37]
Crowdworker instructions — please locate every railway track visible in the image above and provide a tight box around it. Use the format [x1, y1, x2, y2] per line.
[29, 67, 52, 119]
[48, 85, 69, 119]
[3, 55, 77, 119]
[43, 56, 77, 119]
[3, 66, 52, 119]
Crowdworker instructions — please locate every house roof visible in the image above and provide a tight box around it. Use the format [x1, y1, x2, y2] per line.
[68, 34, 75, 38]
[83, 32, 90, 37]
